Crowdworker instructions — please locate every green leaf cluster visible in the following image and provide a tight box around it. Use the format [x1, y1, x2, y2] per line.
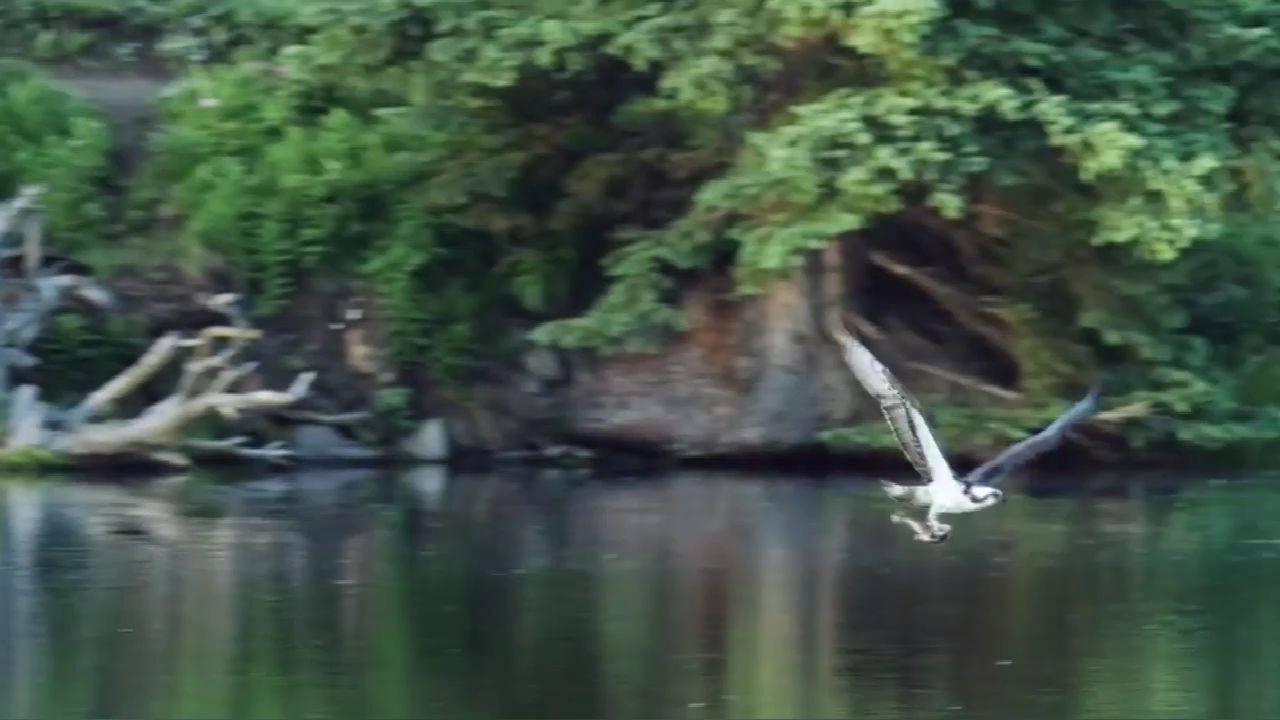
[0, 0, 437, 63]
[508, 0, 1280, 450]
[0, 60, 111, 254]
[134, 23, 575, 380]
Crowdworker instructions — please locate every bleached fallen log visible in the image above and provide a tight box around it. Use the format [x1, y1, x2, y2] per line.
[1, 189, 320, 466]
[72, 332, 185, 421]
[49, 370, 316, 458]
[4, 310, 316, 462]
[0, 186, 43, 246]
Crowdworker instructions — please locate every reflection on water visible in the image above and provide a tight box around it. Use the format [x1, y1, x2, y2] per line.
[3, 468, 1280, 719]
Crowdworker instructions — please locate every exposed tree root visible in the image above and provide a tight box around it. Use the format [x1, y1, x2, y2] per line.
[866, 249, 1012, 359]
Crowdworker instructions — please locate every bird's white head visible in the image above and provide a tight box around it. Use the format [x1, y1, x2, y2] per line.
[962, 483, 1004, 509]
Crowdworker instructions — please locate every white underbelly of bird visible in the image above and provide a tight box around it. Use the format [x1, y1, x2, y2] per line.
[880, 478, 1006, 542]
[881, 480, 1001, 514]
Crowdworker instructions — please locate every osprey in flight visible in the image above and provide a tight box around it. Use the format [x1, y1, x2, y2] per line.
[830, 321, 1100, 543]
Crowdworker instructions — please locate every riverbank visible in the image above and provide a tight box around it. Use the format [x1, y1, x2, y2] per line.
[6, 1, 1280, 468]
[0, 58, 1245, 468]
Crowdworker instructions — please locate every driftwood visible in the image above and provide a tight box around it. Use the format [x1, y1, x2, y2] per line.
[5, 320, 316, 463]
[0, 188, 317, 466]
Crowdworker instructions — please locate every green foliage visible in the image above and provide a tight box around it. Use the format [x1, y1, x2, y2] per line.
[508, 0, 1280, 451]
[529, 0, 1260, 350]
[0, 60, 111, 254]
[0, 446, 70, 470]
[135, 24, 563, 380]
[0, 0, 436, 63]
[25, 313, 148, 403]
[20, 0, 1280, 452]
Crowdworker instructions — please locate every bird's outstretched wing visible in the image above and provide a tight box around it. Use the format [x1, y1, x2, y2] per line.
[962, 383, 1101, 487]
[830, 321, 957, 488]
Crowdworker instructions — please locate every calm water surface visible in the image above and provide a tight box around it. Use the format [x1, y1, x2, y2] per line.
[2, 468, 1280, 719]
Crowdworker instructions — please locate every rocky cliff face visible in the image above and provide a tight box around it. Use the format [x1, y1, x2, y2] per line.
[561, 274, 861, 455]
[546, 238, 1002, 457]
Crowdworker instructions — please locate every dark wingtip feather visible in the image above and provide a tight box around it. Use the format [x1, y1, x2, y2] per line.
[1080, 380, 1104, 414]
[1061, 382, 1102, 426]
[959, 378, 1104, 487]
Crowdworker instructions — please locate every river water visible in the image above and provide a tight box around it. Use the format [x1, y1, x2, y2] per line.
[2, 468, 1279, 719]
